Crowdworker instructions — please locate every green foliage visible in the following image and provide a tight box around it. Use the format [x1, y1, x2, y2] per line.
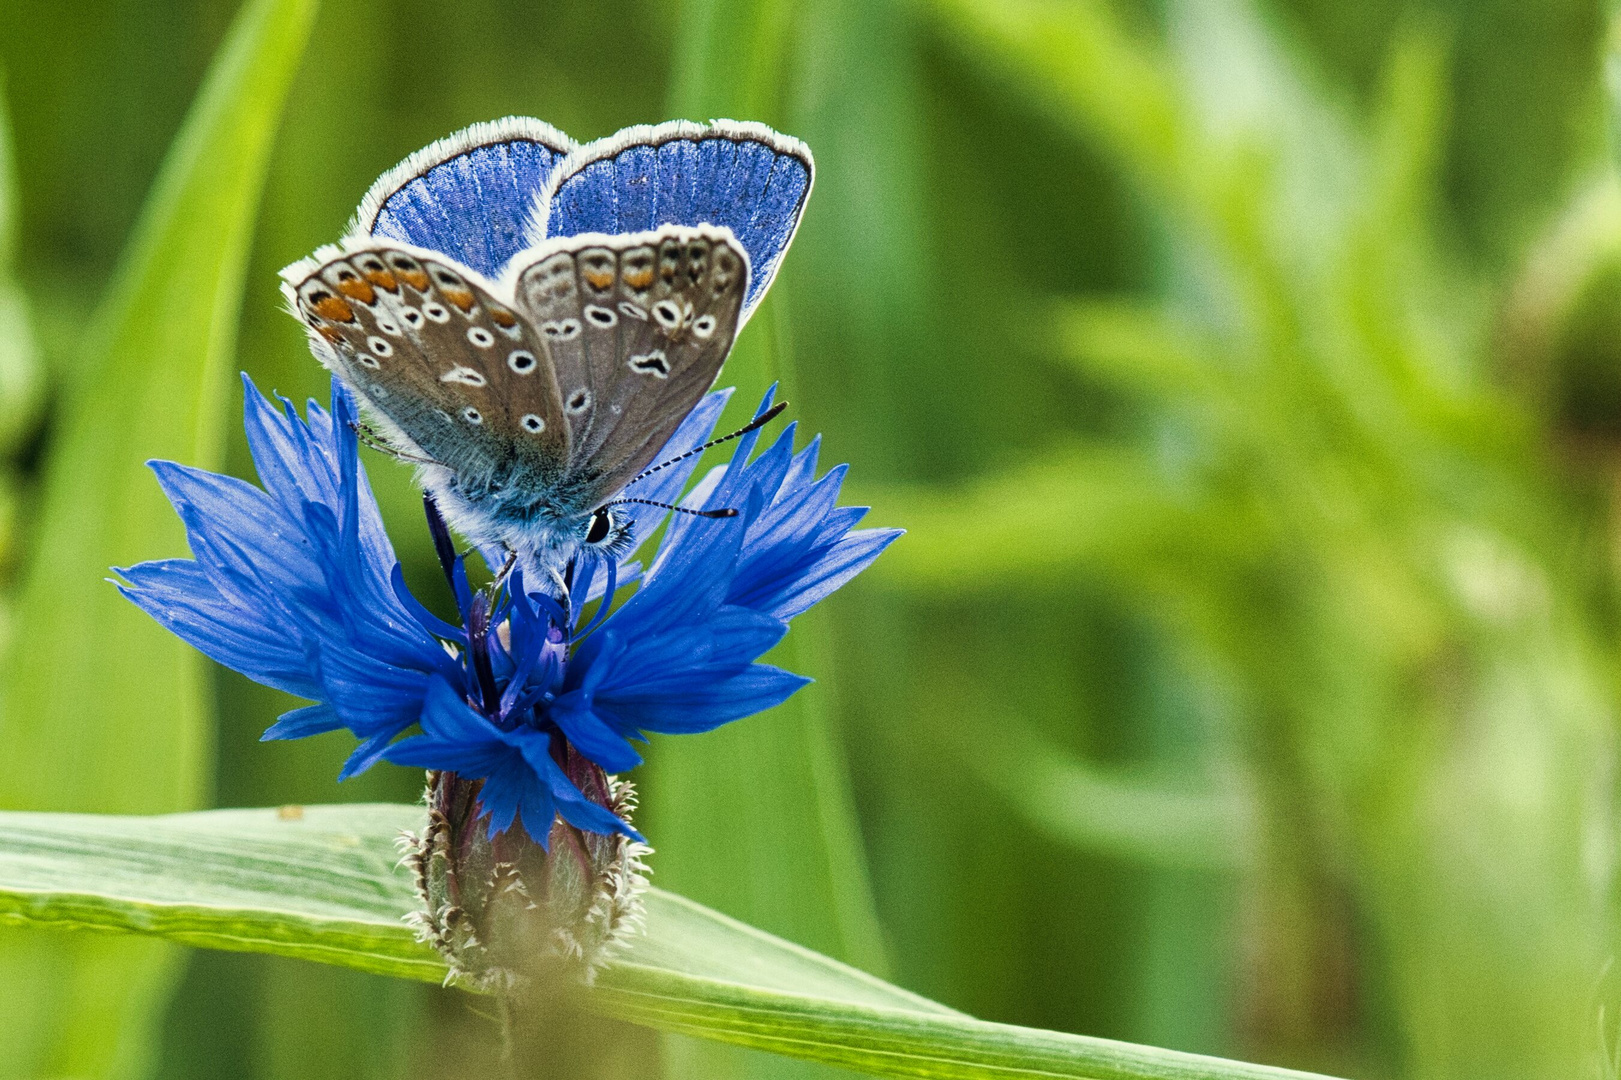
[899, 0, 1618, 1075]
[0, 0, 316, 1075]
[0, 75, 40, 463]
[0, 804, 1346, 1080]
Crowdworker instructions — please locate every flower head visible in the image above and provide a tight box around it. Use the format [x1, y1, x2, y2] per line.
[119, 377, 899, 845]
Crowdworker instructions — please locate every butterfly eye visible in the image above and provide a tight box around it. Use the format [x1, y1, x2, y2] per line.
[585, 508, 613, 546]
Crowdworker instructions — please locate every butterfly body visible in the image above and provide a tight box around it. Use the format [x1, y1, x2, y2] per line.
[283, 119, 812, 571]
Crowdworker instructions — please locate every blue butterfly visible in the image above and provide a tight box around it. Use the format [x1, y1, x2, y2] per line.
[280, 118, 813, 572]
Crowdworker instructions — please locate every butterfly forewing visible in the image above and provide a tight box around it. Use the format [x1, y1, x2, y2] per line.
[510, 224, 748, 503]
[286, 242, 570, 482]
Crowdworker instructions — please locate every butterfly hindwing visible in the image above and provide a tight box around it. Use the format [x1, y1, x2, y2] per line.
[510, 224, 748, 502]
[534, 121, 810, 322]
[354, 118, 576, 279]
[284, 241, 570, 485]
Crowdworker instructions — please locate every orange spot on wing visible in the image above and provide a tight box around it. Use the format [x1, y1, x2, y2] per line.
[336, 277, 377, 305]
[398, 268, 431, 291]
[584, 269, 614, 292]
[488, 307, 517, 328]
[312, 295, 355, 323]
[363, 268, 399, 292]
[316, 325, 344, 343]
[623, 268, 654, 290]
[444, 288, 476, 312]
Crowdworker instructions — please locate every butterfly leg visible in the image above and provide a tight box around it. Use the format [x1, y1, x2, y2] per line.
[351, 420, 437, 465]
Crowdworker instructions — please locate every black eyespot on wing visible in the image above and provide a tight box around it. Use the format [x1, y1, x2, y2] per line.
[652, 300, 681, 328]
[629, 350, 670, 377]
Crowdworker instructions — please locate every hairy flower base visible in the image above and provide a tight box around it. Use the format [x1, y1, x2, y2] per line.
[404, 752, 650, 988]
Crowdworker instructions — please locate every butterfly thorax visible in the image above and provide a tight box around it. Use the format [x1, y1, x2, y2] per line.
[424, 455, 608, 566]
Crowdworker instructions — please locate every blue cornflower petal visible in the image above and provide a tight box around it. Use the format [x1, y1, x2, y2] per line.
[116, 562, 320, 699]
[600, 665, 812, 735]
[528, 741, 644, 841]
[384, 678, 508, 765]
[261, 703, 343, 741]
[549, 690, 644, 772]
[340, 729, 401, 781]
[748, 526, 904, 621]
[391, 563, 466, 642]
[385, 677, 642, 845]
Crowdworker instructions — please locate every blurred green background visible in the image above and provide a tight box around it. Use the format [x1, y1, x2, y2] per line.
[4, 0, 1621, 1077]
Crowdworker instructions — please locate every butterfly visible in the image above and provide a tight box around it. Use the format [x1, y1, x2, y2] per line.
[280, 118, 813, 572]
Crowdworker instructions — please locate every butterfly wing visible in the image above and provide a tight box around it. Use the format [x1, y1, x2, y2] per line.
[281, 241, 570, 486]
[533, 120, 810, 323]
[354, 118, 576, 278]
[508, 224, 748, 501]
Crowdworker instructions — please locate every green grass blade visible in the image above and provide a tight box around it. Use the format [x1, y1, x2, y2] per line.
[0, 71, 40, 569]
[658, 0, 889, 977]
[0, 804, 1347, 1080]
[0, 0, 317, 1076]
[0, 69, 13, 269]
[947, 717, 1248, 872]
[659, 9, 892, 1069]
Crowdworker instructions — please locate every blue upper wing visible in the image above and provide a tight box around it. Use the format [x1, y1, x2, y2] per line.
[534, 121, 813, 320]
[353, 118, 575, 278]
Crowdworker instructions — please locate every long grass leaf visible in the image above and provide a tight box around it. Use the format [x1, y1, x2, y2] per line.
[0, 1, 317, 1075]
[0, 804, 1349, 1080]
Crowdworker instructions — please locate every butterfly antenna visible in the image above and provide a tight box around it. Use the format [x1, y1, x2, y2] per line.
[625, 401, 788, 487]
[605, 496, 738, 519]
